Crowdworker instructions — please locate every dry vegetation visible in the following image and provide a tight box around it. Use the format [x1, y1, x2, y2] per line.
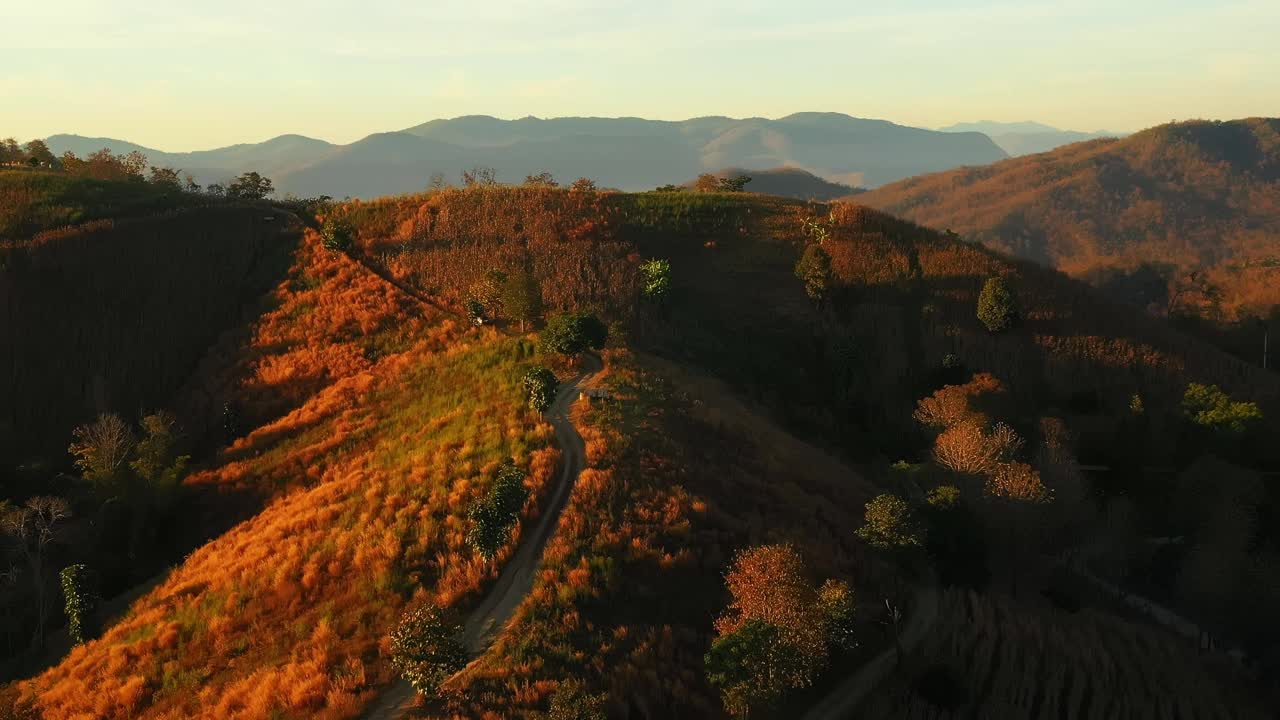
[444, 350, 889, 717]
[12, 229, 563, 719]
[862, 588, 1270, 720]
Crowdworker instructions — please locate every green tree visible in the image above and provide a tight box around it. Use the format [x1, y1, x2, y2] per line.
[540, 312, 608, 357]
[717, 175, 752, 192]
[59, 564, 99, 645]
[129, 411, 189, 508]
[1182, 383, 1263, 435]
[523, 366, 559, 413]
[856, 494, 925, 551]
[817, 579, 857, 651]
[639, 258, 672, 304]
[501, 268, 542, 332]
[320, 215, 355, 254]
[389, 604, 467, 696]
[22, 139, 55, 167]
[705, 619, 803, 718]
[147, 166, 182, 189]
[466, 460, 529, 559]
[226, 171, 274, 200]
[569, 177, 597, 193]
[794, 245, 833, 305]
[976, 276, 1018, 333]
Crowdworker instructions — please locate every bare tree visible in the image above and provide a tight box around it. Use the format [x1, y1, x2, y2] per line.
[69, 413, 136, 487]
[2, 497, 72, 649]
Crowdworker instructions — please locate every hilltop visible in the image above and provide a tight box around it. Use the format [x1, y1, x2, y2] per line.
[681, 167, 863, 200]
[858, 118, 1280, 324]
[43, 113, 1006, 198]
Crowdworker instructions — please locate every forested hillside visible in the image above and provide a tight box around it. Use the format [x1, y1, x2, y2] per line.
[856, 119, 1280, 330]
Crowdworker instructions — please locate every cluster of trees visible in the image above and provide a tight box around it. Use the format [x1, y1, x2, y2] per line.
[705, 544, 858, 717]
[465, 266, 543, 331]
[0, 410, 188, 662]
[1, 139, 276, 200]
[692, 174, 752, 193]
[540, 312, 608, 357]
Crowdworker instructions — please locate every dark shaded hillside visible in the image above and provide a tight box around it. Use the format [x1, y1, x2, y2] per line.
[0, 207, 300, 464]
[0, 170, 202, 240]
[857, 118, 1280, 321]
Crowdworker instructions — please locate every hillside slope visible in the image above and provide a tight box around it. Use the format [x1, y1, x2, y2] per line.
[857, 118, 1280, 319]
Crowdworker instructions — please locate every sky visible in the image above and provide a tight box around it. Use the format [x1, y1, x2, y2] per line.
[4, 0, 1279, 151]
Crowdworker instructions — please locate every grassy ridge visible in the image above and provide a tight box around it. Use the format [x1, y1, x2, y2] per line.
[0, 170, 205, 241]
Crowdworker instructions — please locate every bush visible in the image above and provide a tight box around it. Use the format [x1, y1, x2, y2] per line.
[59, 564, 99, 645]
[389, 604, 467, 696]
[856, 494, 925, 551]
[976, 276, 1018, 333]
[320, 215, 355, 253]
[1182, 383, 1262, 434]
[540, 312, 608, 356]
[522, 366, 559, 413]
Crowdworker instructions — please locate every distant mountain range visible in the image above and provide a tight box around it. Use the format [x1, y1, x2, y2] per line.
[45, 113, 1007, 198]
[939, 120, 1127, 156]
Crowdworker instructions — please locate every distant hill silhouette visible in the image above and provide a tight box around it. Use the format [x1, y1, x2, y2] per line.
[46, 113, 1006, 198]
[858, 118, 1280, 319]
[680, 167, 862, 200]
[939, 120, 1126, 156]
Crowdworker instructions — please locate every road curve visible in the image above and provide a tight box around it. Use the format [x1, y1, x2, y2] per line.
[361, 353, 602, 720]
[799, 583, 939, 720]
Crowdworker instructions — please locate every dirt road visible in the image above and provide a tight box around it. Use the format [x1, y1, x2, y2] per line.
[361, 354, 601, 719]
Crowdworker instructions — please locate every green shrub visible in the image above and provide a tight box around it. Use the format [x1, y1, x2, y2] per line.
[60, 564, 99, 645]
[389, 603, 467, 696]
[540, 312, 608, 356]
[976, 276, 1018, 333]
[522, 366, 559, 413]
[466, 460, 529, 559]
[320, 215, 355, 253]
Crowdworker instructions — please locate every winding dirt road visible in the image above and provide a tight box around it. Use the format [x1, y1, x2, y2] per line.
[361, 354, 601, 720]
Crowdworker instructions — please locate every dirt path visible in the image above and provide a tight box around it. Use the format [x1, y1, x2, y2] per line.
[360, 354, 602, 720]
[800, 583, 939, 720]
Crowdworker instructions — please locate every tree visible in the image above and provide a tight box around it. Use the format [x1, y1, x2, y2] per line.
[932, 420, 1022, 475]
[389, 603, 467, 696]
[794, 245, 833, 306]
[540, 312, 608, 357]
[0, 138, 21, 165]
[691, 173, 719, 192]
[320, 215, 355, 254]
[569, 177, 597, 193]
[522, 366, 559, 413]
[716, 544, 826, 680]
[976, 276, 1017, 333]
[461, 166, 497, 187]
[1, 497, 71, 649]
[856, 494, 925, 551]
[206, 183, 226, 197]
[524, 171, 558, 188]
[981, 462, 1052, 595]
[148, 166, 182, 189]
[465, 299, 486, 326]
[501, 268, 542, 332]
[639, 258, 671, 304]
[467, 460, 529, 558]
[717, 175, 751, 192]
[69, 414, 136, 488]
[122, 151, 148, 178]
[226, 171, 274, 200]
[129, 411, 189, 507]
[1182, 383, 1262, 435]
[468, 269, 508, 320]
[59, 564, 99, 645]
[22, 139, 55, 167]
[705, 619, 802, 718]
[817, 579, 857, 651]
[183, 174, 201, 194]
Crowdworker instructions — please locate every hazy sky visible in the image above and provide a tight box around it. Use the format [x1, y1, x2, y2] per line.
[4, 0, 1278, 150]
